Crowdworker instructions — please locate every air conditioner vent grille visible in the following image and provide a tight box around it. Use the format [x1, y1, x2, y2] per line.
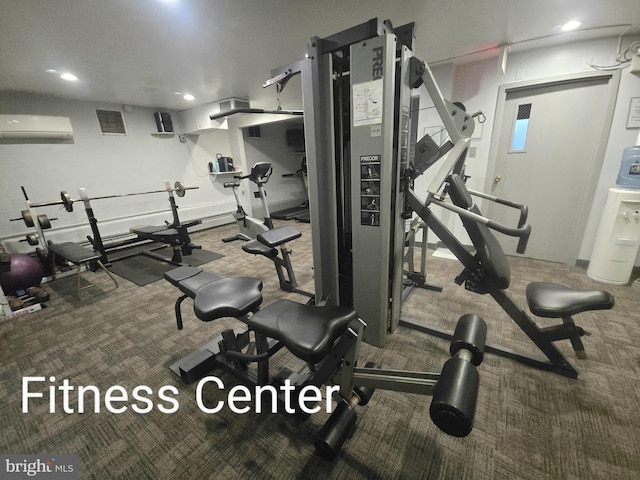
[96, 109, 127, 135]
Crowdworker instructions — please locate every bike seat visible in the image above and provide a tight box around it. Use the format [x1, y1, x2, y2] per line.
[526, 282, 614, 318]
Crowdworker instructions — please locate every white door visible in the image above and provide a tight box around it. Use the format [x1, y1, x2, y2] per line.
[486, 73, 617, 264]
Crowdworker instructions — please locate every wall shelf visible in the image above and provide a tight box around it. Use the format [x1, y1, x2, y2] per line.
[209, 170, 242, 180]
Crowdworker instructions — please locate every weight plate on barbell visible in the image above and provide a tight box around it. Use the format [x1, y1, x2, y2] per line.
[60, 191, 74, 212]
[174, 181, 186, 197]
[21, 210, 35, 227]
[37, 214, 52, 230]
[26, 233, 39, 246]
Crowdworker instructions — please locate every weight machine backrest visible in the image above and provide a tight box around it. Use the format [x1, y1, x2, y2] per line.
[447, 174, 510, 291]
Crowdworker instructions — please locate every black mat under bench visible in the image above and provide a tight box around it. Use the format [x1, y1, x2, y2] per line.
[108, 248, 224, 286]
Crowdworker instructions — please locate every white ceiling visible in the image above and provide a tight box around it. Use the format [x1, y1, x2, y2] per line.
[1, 0, 639, 111]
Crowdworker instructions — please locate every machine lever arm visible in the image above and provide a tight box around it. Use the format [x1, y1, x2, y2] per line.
[467, 189, 529, 228]
[429, 197, 532, 254]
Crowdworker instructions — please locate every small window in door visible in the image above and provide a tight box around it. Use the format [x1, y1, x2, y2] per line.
[510, 103, 531, 152]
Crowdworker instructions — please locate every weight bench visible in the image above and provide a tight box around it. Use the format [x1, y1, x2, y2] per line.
[164, 265, 488, 459]
[403, 173, 614, 378]
[242, 225, 311, 297]
[48, 242, 118, 299]
[131, 219, 202, 264]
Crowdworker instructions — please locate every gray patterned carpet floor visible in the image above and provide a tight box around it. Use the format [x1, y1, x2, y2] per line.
[1, 220, 639, 479]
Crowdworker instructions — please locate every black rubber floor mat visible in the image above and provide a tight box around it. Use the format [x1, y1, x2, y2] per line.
[109, 249, 224, 286]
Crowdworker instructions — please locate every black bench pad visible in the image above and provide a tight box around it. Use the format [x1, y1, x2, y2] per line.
[194, 277, 263, 321]
[242, 240, 278, 258]
[526, 282, 614, 318]
[257, 225, 301, 247]
[164, 266, 262, 320]
[247, 299, 358, 364]
[164, 266, 225, 297]
[133, 220, 202, 240]
[48, 242, 101, 264]
[165, 266, 359, 364]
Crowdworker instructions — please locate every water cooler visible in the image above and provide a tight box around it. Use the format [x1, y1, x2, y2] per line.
[587, 138, 640, 284]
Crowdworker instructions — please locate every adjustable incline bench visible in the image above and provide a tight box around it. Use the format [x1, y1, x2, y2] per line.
[164, 265, 489, 459]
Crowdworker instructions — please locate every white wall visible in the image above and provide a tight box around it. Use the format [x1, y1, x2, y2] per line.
[0, 92, 232, 253]
[422, 35, 640, 265]
[4, 34, 638, 268]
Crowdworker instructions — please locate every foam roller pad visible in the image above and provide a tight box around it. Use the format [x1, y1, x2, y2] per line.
[430, 357, 479, 437]
[450, 314, 487, 366]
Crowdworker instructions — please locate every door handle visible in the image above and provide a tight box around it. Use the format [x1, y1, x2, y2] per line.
[494, 175, 502, 183]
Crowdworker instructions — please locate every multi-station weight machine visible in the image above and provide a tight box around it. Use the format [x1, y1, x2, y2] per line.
[266, 18, 612, 379]
[267, 19, 485, 346]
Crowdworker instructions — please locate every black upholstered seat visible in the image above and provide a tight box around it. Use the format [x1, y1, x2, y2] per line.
[194, 277, 263, 321]
[247, 299, 358, 364]
[242, 239, 278, 258]
[242, 225, 303, 258]
[165, 266, 358, 364]
[526, 282, 615, 318]
[257, 225, 301, 247]
[164, 266, 225, 297]
[164, 266, 263, 321]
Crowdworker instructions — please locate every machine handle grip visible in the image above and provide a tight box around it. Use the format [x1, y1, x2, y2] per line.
[468, 189, 529, 228]
[485, 218, 531, 250]
[432, 198, 531, 252]
[492, 198, 528, 228]
[515, 224, 531, 254]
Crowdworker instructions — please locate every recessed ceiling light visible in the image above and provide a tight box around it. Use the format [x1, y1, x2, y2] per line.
[60, 72, 78, 81]
[45, 69, 59, 74]
[561, 20, 581, 32]
[183, 94, 195, 101]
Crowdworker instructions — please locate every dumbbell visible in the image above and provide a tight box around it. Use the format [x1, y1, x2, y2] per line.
[430, 313, 487, 437]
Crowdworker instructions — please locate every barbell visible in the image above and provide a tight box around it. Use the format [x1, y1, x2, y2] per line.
[27, 181, 197, 213]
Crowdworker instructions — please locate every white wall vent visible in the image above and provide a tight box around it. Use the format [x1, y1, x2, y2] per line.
[218, 98, 250, 113]
[0, 115, 74, 139]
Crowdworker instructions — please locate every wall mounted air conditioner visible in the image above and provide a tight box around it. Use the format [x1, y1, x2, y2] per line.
[0, 115, 74, 139]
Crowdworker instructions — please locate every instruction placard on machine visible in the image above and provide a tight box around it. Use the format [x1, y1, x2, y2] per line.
[360, 155, 381, 226]
[353, 79, 383, 127]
